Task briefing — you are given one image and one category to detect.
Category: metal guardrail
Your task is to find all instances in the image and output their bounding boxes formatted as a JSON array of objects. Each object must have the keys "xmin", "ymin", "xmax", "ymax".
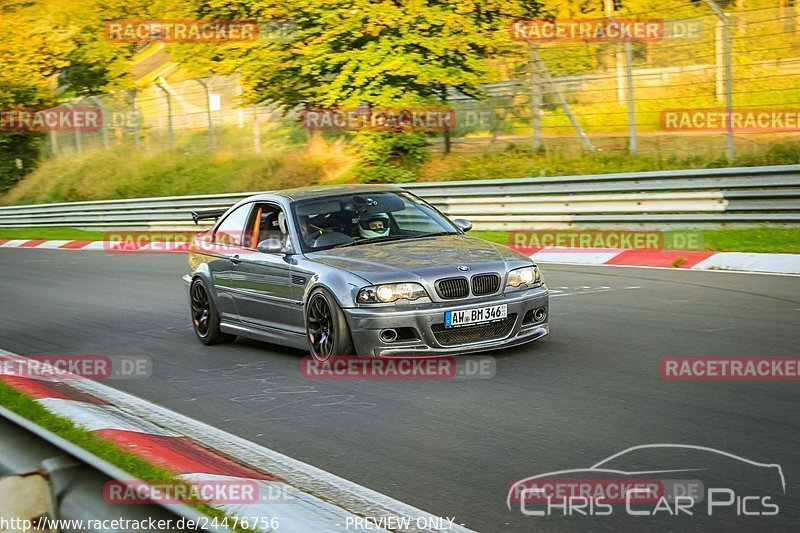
[
  {"xmin": 0, "ymin": 165, "xmax": 798, "ymax": 230},
  {"xmin": 0, "ymin": 406, "xmax": 222, "ymax": 533}
]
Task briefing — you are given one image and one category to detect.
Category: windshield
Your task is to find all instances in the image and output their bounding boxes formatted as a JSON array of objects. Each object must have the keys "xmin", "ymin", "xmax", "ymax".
[{"xmin": 292, "ymin": 191, "xmax": 458, "ymax": 252}]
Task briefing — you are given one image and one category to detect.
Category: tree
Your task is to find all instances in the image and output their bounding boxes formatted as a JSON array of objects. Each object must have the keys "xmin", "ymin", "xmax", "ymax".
[
  {"xmin": 0, "ymin": 0, "xmax": 158, "ymax": 191},
  {"xmin": 178, "ymin": 0, "xmax": 546, "ymax": 107},
  {"xmin": 0, "ymin": 0, "xmax": 74, "ymax": 191},
  {"xmin": 169, "ymin": 0, "xmax": 542, "ymax": 170}
]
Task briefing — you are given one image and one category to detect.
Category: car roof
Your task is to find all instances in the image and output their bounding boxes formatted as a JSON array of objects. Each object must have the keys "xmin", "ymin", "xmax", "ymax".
[{"xmin": 246, "ymin": 184, "xmax": 404, "ymax": 203}]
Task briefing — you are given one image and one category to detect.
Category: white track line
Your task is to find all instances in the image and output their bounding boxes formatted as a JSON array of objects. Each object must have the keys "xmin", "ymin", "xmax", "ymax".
[{"xmin": 537, "ymin": 260, "xmax": 800, "ymax": 278}]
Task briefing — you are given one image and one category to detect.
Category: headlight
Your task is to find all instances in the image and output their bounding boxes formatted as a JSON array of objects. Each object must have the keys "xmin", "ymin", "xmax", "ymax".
[
  {"xmin": 506, "ymin": 265, "xmax": 540, "ymax": 288},
  {"xmin": 357, "ymin": 282, "xmax": 428, "ymax": 303}
]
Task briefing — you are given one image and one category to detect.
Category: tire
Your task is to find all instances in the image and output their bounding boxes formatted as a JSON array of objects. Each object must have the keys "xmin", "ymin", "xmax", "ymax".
[
  {"xmin": 190, "ymin": 277, "xmax": 235, "ymax": 345},
  {"xmin": 305, "ymin": 288, "xmax": 354, "ymax": 361}
]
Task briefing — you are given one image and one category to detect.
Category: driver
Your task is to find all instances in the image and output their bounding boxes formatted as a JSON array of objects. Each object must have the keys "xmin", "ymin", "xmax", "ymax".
[
  {"xmin": 358, "ymin": 213, "xmax": 391, "ymax": 239},
  {"xmin": 298, "ymin": 215, "xmax": 322, "ymax": 246}
]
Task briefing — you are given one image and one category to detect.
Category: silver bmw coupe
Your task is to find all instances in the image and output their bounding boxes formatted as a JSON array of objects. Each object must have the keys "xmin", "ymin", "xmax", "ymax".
[{"xmin": 183, "ymin": 185, "xmax": 549, "ymax": 358}]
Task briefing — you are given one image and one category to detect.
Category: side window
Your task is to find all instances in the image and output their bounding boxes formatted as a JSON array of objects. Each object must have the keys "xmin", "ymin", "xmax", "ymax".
[
  {"xmin": 243, "ymin": 203, "xmax": 288, "ymax": 249},
  {"xmin": 214, "ymin": 204, "xmax": 252, "ymax": 246}
]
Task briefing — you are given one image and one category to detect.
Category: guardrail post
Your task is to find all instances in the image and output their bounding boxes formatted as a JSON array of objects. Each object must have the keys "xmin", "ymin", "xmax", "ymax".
[
  {"xmin": 49, "ymin": 128, "xmax": 58, "ymax": 156},
  {"xmin": 441, "ymin": 86, "xmax": 452, "ymax": 155},
  {"xmin": 88, "ymin": 96, "xmax": 109, "ymax": 150},
  {"xmin": 704, "ymin": 0, "xmax": 735, "ymax": 161},
  {"xmin": 253, "ymin": 105, "xmax": 261, "ymax": 153},
  {"xmin": 156, "ymin": 82, "xmax": 174, "ymax": 150},
  {"xmin": 65, "ymin": 102, "xmax": 82, "ymax": 154},
  {"xmin": 528, "ymin": 44, "xmax": 544, "ymax": 153},
  {"xmin": 196, "ymin": 78, "xmax": 215, "ymax": 151},
  {"xmin": 530, "ymin": 48, "xmax": 594, "ymax": 152},
  {"xmin": 603, "ymin": 0, "xmax": 625, "ymax": 104},
  {"xmin": 715, "ymin": 19, "xmax": 724, "ymax": 101},
  {"xmin": 236, "ymin": 80, "xmax": 245, "ymax": 129},
  {"xmin": 129, "ymin": 89, "xmax": 140, "ymax": 150},
  {"xmin": 625, "ymin": 39, "xmax": 637, "ymax": 155}
]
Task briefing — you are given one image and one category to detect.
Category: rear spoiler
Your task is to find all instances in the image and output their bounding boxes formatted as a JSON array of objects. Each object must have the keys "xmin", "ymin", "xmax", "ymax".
[{"xmin": 191, "ymin": 208, "xmax": 227, "ymax": 225}]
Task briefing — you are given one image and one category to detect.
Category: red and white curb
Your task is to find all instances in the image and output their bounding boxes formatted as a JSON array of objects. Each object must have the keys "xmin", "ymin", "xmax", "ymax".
[
  {"xmin": 0, "ymin": 350, "xmax": 471, "ymax": 533},
  {"xmin": 515, "ymin": 246, "xmax": 800, "ymax": 275},
  {"xmin": 0, "ymin": 239, "xmax": 160, "ymax": 251},
  {"xmin": 2, "ymin": 238, "xmax": 799, "ymax": 275}
]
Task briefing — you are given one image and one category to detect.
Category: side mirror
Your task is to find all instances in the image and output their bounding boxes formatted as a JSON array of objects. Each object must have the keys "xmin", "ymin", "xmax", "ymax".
[
  {"xmin": 453, "ymin": 218, "xmax": 473, "ymax": 232},
  {"xmin": 257, "ymin": 238, "xmax": 286, "ymax": 254}
]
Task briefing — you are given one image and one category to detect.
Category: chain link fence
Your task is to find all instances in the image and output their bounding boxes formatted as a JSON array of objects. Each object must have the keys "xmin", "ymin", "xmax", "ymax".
[
  {"xmin": 42, "ymin": 4, "xmax": 800, "ymax": 162},
  {"xmin": 44, "ymin": 75, "xmax": 306, "ymax": 157},
  {"xmin": 444, "ymin": 3, "xmax": 800, "ymax": 158}
]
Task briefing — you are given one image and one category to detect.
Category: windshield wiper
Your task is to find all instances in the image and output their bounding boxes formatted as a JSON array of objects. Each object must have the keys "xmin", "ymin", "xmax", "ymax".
[
  {"xmin": 337, "ymin": 235, "xmax": 410, "ymax": 248},
  {"xmin": 413, "ymin": 231, "xmax": 457, "ymax": 239}
]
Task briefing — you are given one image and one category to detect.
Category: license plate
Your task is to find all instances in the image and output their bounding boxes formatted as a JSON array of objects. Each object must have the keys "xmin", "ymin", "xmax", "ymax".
[{"xmin": 445, "ymin": 304, "xmax": 508, "ymax": 328}]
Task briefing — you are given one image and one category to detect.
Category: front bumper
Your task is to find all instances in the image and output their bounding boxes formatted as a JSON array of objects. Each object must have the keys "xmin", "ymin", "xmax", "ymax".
[{"xmin": 343, "ymin": 286, "xmax": 549, "ymax": 356}]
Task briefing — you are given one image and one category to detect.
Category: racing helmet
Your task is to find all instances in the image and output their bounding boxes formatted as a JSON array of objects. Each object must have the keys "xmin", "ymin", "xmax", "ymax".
[{"xmin": 358, "ymin": 212, "xmax": 390, "ymax": 239}]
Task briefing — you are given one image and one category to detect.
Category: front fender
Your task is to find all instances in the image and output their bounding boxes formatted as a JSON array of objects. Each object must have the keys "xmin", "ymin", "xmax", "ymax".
[{"xmin": 302, "ymin": 270, "xmax": 370, "ymax": 309}]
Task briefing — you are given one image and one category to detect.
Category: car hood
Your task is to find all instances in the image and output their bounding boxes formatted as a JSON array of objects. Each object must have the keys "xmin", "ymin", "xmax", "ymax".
[{"xmin": 305, "ymin": 234, "xmax": 533, "ymax": 285}]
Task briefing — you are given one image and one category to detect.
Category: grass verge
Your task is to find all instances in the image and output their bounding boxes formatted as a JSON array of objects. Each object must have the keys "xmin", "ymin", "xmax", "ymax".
[
  {"xmin": 1, "ymin": 139, "xmax": 355, "ymax": 206},
  {"xmin": 0, "ymin": 380, "xmax": 251, "ymax": 531},
  {"xmin": 417, "ymin": 141, "xmax": 800, "ymax": 182},
  {"xmin": 0, "ymin": 227, "xmax": 107, "ymax": 241},
  {"xmin": 4, "ymin": 140, "xmax": 800, "ymax": 205}
]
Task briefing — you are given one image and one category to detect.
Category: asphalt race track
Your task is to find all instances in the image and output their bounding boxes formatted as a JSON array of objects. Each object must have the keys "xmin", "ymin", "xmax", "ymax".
[{"xmin": 1, "ymin": 248, "xmax": 799, "ymax": 532}]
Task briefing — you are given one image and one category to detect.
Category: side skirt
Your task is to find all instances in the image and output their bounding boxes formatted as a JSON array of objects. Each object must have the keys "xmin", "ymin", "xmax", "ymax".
[{"xmin": 220, "ymin": 321, "xmax": 308, "ymax": 350}]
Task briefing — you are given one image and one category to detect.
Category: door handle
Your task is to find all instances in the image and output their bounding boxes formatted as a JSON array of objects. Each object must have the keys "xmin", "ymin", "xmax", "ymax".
[{"xmin": 231, "ymin": 254, "xmax": 241, "ymax": 265}]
